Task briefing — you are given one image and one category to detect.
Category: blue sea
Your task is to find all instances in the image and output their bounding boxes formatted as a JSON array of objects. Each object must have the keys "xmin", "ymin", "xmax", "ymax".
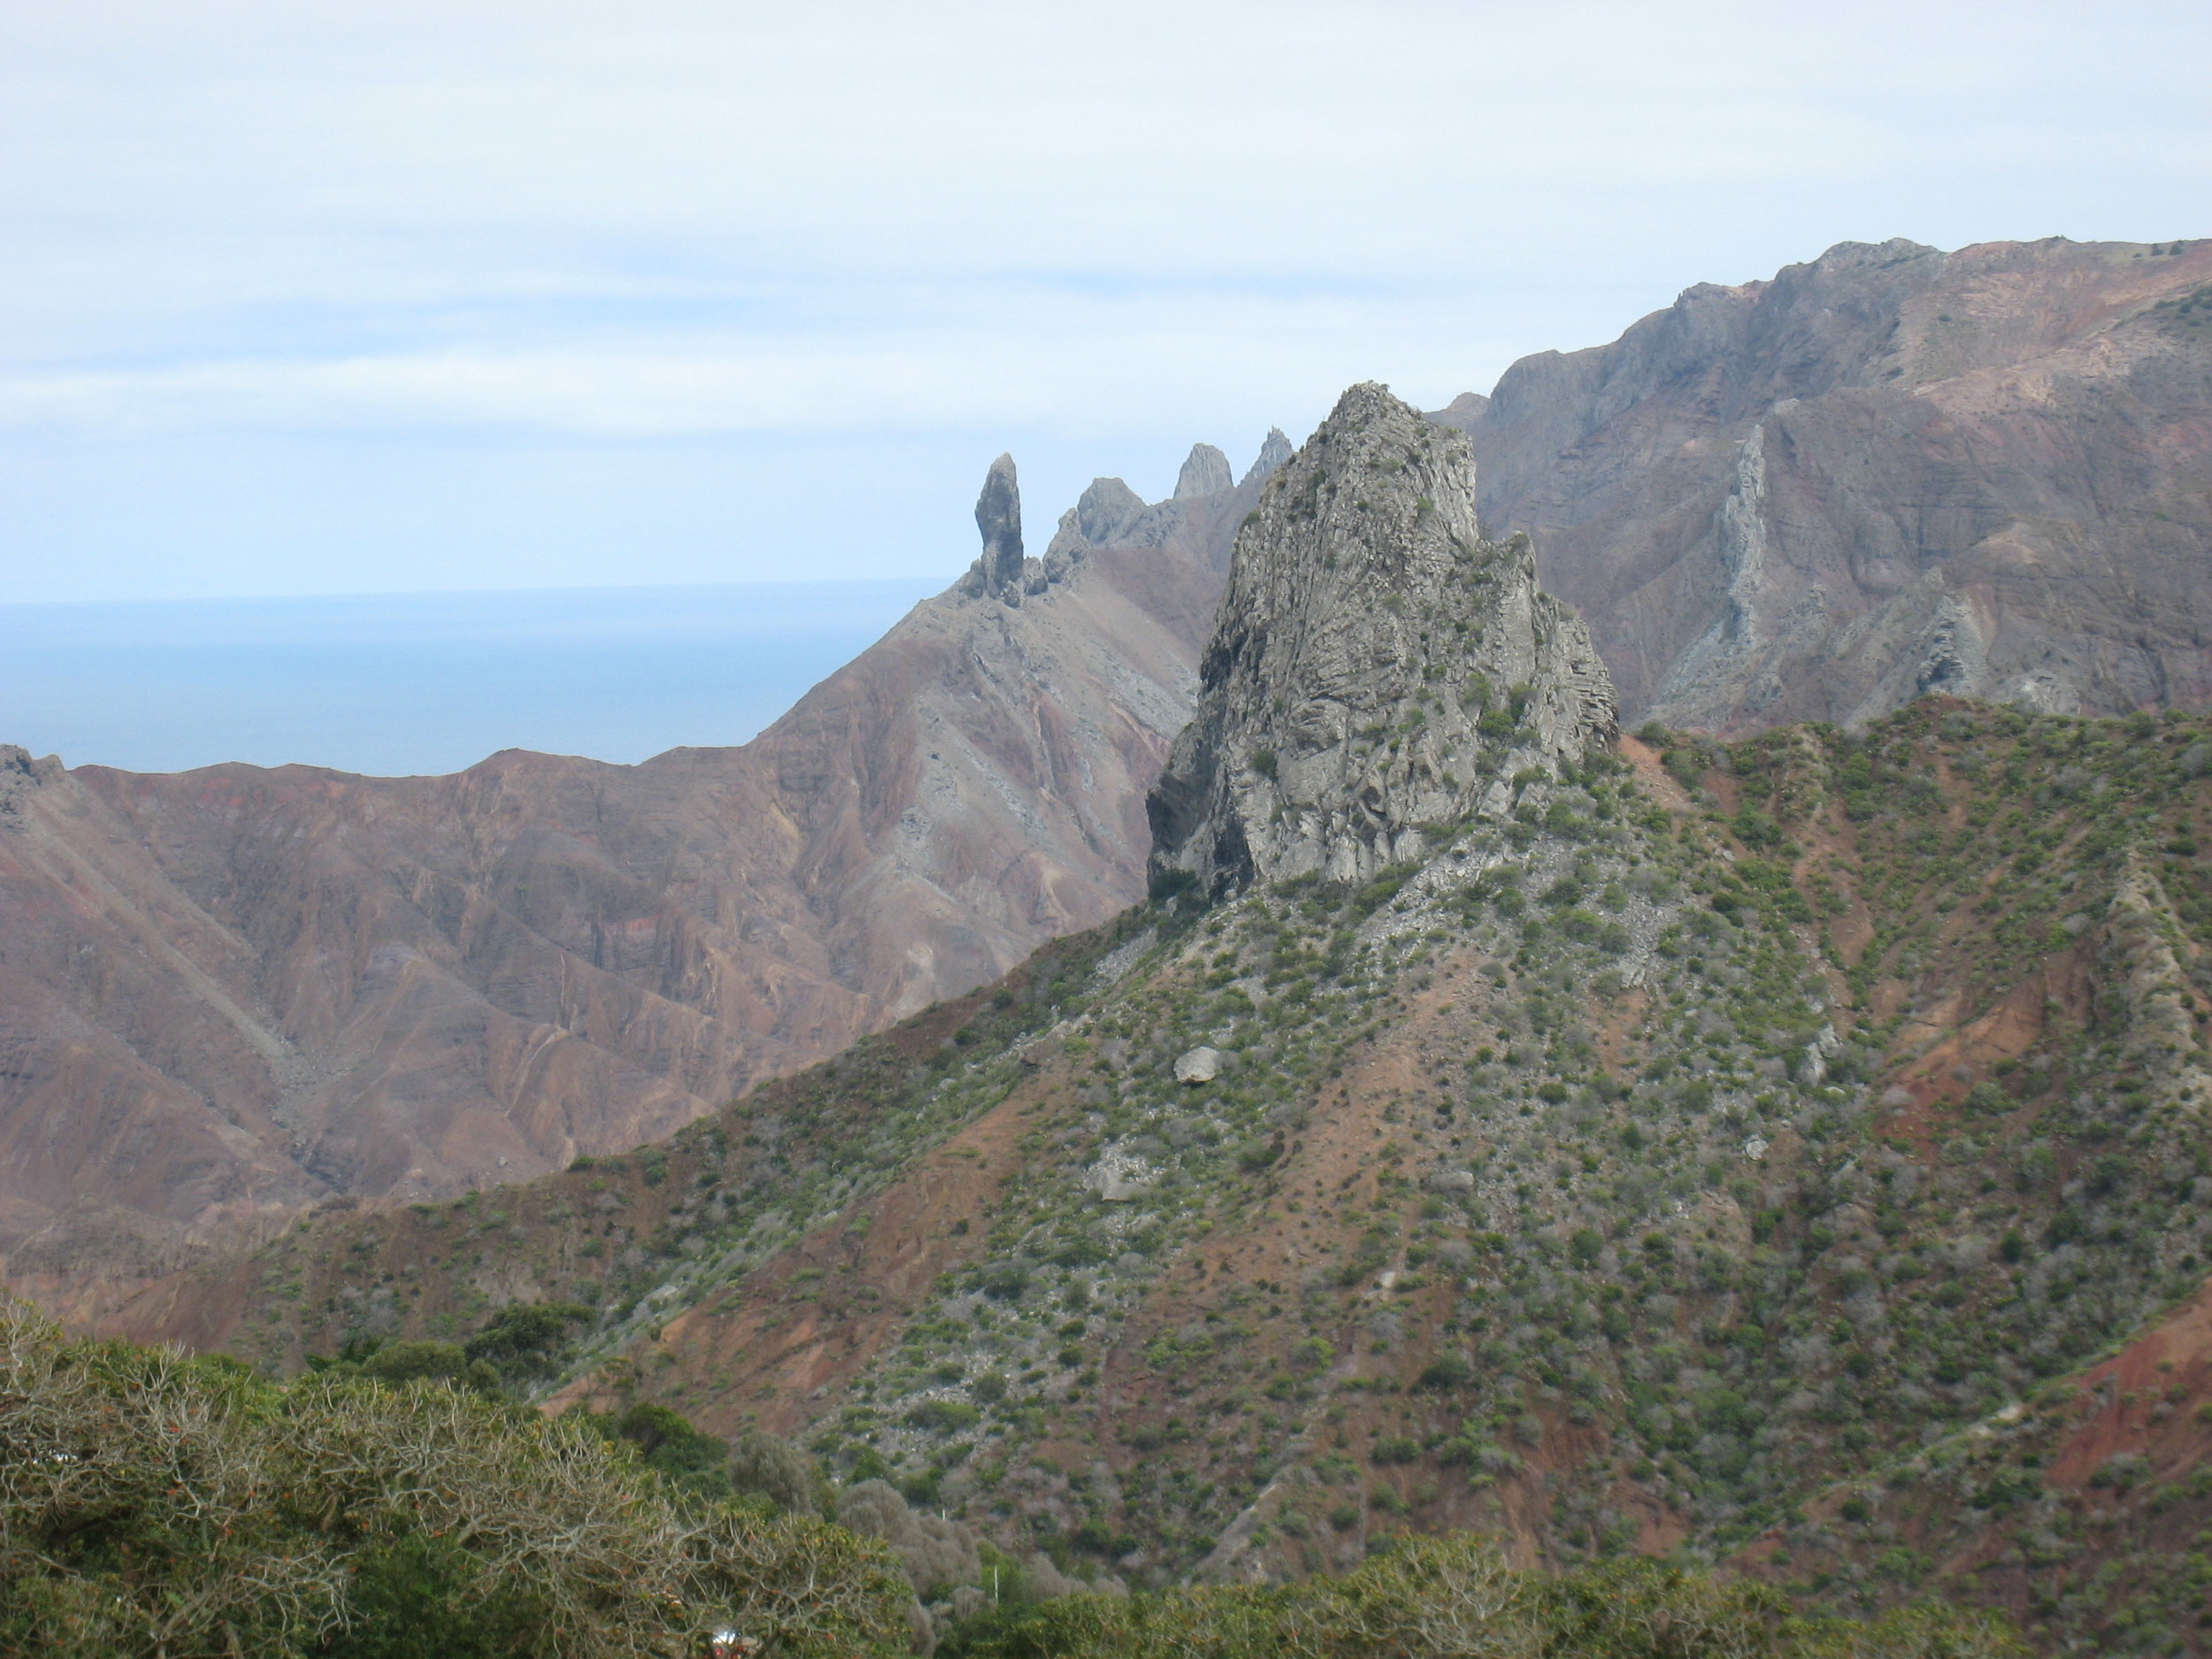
[{"xmin": 0, "ymin": 580, "xmax": 945, "ymax": 777}]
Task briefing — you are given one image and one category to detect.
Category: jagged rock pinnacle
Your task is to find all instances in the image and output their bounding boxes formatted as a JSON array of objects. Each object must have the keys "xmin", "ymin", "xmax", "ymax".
[
  {"xmin": 1240, "ymin": 428, "xmax": 1293, "ymax": 488},
  {"xmin": 1174, "ymin": 443, "xmax": 1234, "ymax": 500},
  {"xmin": 1071, "ymin": 477, "xmax": 1147, "ymax": 545},
  {"xmin": 1148, "ymin": 382, "xmax": 1617, "ymax": 900}
]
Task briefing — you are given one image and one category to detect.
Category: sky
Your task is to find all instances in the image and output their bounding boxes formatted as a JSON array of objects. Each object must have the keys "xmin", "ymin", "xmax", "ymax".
[
  {"xmin": 0, "ymin": 580, "xmax": 941, "ymax": 772},
  {"xmin": 4, "ymin": 0, "xmax": 2208, "ymax": 603}
]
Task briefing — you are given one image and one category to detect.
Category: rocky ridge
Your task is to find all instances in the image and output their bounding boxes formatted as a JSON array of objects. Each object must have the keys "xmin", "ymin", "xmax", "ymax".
[
  {"xmin": 1441, "ymin": 235, "xmax": 2212, "ymax": 733},
  {"xmin": 962, "ymin": 435, "xmax": 1288, "ymax": 607}
]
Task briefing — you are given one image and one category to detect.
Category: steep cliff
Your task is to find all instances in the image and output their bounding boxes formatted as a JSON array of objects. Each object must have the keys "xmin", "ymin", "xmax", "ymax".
[
  {"xmin": 1440, "ymin": 235, "xmax": 2212, "ymax": 732},
  {"xmin": 0, "ymin": 442, "xmax": 1288, "ymax": 1315}
]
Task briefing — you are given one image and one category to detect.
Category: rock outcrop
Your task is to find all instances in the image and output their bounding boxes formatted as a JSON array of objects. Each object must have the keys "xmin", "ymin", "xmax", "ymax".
[
  {"xmin": 1148, "ymin": 384, "xmax": 1616, "ymax": 899},
  {"xmin": 968, "ymin": 452, "xmax": 1025, "ymax": 595},
  {"xmin": 964, "ymin": 436, "xmax": 1294, "ymax": 610},
  {"xmin": 0, "ymin": 442, "xmax": 1284, "ymax": 1316},
  {"xmin": 1439, "ymin": 236, "xmax": 2212, "ymax": 731},
  {"xmin": 1174, "ymin": 443, "xmax": 1234, "ymax": 499},
  {"xmin": 1240, "ymin": 427, "xmax": 1294, "ymax": 488}
]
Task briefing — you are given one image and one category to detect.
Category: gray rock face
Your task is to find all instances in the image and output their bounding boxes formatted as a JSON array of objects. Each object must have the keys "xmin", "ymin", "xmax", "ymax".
[
  {"xmin": 1240, "ymin": 427, "xmax": 1294, "ymax": 488},
  {"xmin": 1148, "ymin": 383, "xmax": 1617, "ymax": 900},
  {"xmin": 972, "ymin": 453, "xmax": 1024, "ymax": 595},
  {"xmin": 1036, "ymin": 432, "xmax": 1289, "ymax": 578},
  {"xmin": 1439, "ymin": 235, "xmax": 2212, "ymax": 731},
  {"xmin": 1174, "ymin": 443, "xmax": 1234, "ymax": 499},
  {"xmin": 1071, "ymin": 478, "xmax": 1148, "ymax": 545}
]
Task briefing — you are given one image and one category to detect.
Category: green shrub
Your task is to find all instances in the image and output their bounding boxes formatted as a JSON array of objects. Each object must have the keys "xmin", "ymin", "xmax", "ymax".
[
  {"xmin": 1416, "ymin": 1353, "xmax": 1473, "ymax": 1391},
  {"xmin": 460, "ymin": 1301, "xmax": 592, "ymax": 1379},
  {"xmin": 0, "ymin": 1302, "xmax": 906, "ymax": 1659},
  {"xmin": 939, "ymin": 1535, "xmax": 2028, "ymax": 1657},
  {"xmin": 907, "ymin": 1399, "xmax": 984, "ymax": 1433}
]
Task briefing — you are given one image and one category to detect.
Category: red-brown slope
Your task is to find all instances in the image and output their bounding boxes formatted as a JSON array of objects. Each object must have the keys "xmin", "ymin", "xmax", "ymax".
[{"xmin": 0, "ymin": 526, "xmax": 1228, "ymax": 1319}]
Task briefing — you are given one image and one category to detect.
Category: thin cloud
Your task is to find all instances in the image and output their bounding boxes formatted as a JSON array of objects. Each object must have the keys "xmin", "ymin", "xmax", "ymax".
[{"xmin": 0, "ymin": 0, "xmax": 2205, "ymax": 596}]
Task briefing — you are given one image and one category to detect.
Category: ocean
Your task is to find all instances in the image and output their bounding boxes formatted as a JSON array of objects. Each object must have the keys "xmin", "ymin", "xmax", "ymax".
[{"xmin": 0, "ymin": 579, "xmax": 945, "ymax": 777}]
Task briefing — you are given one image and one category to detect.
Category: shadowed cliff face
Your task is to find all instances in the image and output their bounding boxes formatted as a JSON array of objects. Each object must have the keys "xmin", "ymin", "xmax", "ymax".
[
  {"xmin": 0, "ymin": 447, "xmax": 1286, "ymax": 1316},
  {"xmin": 1149, "ymin": 384, "xmax": 1616, "ymax": 900},
  {"xmin": 1440, "ymin": 235, "xmax": 2212, "ymax": 732}
]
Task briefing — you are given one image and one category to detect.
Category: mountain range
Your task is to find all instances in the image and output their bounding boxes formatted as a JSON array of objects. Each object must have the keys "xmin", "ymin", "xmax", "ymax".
[{"xmin": 11, "ymin": 228, "xmax": 2212, "ymax": 1654}]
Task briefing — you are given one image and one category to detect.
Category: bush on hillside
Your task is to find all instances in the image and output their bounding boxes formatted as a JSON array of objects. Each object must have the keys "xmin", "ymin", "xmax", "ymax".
[
  {"xmin": 0, "ymin": 1302, "xmax": 909, "ymax": 1658},
  {"xmin": 939, "ymin": 1534, "xmax": 2027, "ymax": 1659}
]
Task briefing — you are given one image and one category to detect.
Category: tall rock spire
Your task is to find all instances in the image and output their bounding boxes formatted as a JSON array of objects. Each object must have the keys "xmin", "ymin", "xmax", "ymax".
[
  {"xmin": 1147, "ymin": 383, "xmax": 1617, "ymax": 900},
  {"xmin": 973, "ymin": 453, "xmax": 1024, "ymax": 593}
]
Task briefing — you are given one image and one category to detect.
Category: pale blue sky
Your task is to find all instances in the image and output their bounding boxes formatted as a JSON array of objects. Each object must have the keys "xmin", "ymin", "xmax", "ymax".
[{"xmin": 4, "ymin": 0, "xmax": 2207, "ymax": 602}]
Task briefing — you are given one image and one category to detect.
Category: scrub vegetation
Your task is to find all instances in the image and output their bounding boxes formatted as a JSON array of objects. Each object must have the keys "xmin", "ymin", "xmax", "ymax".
[{"xmin": 114, "ymin": 698, "xmax": 2212, "ymax": 1655}]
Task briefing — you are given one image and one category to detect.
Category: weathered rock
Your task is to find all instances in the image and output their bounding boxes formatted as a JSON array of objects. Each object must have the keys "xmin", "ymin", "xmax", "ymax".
[
  {"xmin": 1070, "ymin": 477, "xmax": 1147, "ymax": 546},
  {"xmin": 1041, "ymin": 432, "xmax": 1289, "ymax": 582},
  {"xmin": 971, "ymin": 452, "xmax": 1024, "ymax": 596},
  {"xmin": 1149, "ymin": 383, "xmax": 1617, "ymax": 900},
  {"xmin": 1440, "ymin": 235, "xmax": 2212, "ymax": 731},
  {"xmin": 1172, "ymin": 1046, "xmax": 1223, "ymax": 1084}
]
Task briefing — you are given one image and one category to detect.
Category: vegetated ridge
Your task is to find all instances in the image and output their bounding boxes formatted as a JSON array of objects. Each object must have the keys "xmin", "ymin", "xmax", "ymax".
[{"xmin": 116, "ymin": 382, "xmax": 2212, "ymax": 1652}]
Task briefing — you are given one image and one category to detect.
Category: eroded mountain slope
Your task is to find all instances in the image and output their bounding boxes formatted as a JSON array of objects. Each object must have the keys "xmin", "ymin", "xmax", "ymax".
[{"xmin": 0, "ymin": 446, "xmax": 1282, "ymax": 1317}]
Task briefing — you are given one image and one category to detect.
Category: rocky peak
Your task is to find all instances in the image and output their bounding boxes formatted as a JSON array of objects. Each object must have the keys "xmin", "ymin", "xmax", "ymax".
[
  {"xmin": 963, "ymin": 437, "xmax": 1287, "ymax": 605},
  {"xmin": 1174, "ymin": 442, "xmax": 1234, "ymax": 499},
  {"xmin": 1070, "ymin": 477, "xmax": 1148, "ymax": 545},
  {"xmin": 1148, "ymin": 382, "xmax": 1617, "ymax": 898},
  {"xmin": 957, "ymin": 453, "xmax": 1063, "ymax": 605},
  {"xmin": 1038, "ymin": 432, "xmax": 1293, "ymax": 572},
  {"xmin": 972, "ymin": 454, "xmax": 1022, "ymax": 588},
  {"xmin": 1240, "ymin": 427, "xmax": 1294, "ymax": 488}
]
